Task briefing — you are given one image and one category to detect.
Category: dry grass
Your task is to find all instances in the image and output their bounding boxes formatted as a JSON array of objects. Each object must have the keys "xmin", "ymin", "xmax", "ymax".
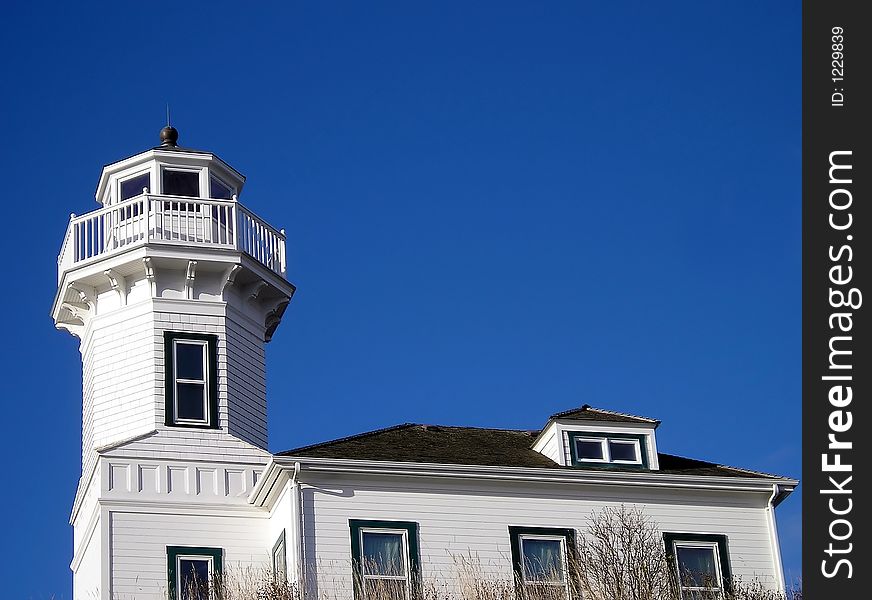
[{"xmin": 175, "ymin": 564, "xmax": 800, "ymax": 600}]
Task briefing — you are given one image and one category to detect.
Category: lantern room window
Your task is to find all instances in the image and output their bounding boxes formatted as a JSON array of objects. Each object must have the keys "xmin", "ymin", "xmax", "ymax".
[
  {"xmin": 120, "ymin": 172, "xmax": 150, "ymax": 201},
  {"xmin": 210, "ymin": 175, "xmax": 234, "ymax": 200},
  {"xmin": 163, "ymin": 169, "xmax": 201, "ymax": 197}
]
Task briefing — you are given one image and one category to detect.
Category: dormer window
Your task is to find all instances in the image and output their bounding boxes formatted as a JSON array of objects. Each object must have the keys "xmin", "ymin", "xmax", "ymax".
[
  {"xmin": 120, "ymin": 172, "xmax": 150, "ymax": 201},
  {"xmin": 163, "ymin": 168, "xmax": 200, "ymax": 197},
  {"xmin": 608, "ymin": 439, "xmax": 640, "ymax": 462},
  {"xmin": 568, "ymin": 432, "xmax": 648, "ymax": 468}
]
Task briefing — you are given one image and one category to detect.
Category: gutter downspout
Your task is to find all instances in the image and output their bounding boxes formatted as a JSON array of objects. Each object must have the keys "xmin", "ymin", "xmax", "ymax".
[
  {"xmin": 290, "ymin": 461, "xmax": 303, "ymax": 586},
  {"xmin": 766, "ymin": 483, "xmax": 787, "ymax": 593}
]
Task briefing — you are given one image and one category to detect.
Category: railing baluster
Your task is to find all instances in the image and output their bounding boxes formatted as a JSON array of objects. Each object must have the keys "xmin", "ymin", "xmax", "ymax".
[{"xmin": 59, "ymin": 196, "xmax": 287, "ymax": 277}]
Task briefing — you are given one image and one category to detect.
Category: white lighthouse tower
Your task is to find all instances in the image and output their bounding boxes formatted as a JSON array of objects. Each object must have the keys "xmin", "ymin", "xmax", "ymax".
[{"xmin": 52, "ymin": 126, "xmax": 295, "ymax": 600}]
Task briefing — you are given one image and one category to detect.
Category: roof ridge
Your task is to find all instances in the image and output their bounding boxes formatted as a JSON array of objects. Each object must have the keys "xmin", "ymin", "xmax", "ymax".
[
  {"xmin": 551, "ymin": 404, "xmax": 660, "ymax": 423},
  {"xmin": 417, "ymin": 423, "xmax": 539, "ymax": 434},
  {"xmin": 279, "ymin": 422, "xmax": 541, "ymax": 456},
  {"xmin": 278, "ymin": 422, "xmax": 418, "ymax": 455}
]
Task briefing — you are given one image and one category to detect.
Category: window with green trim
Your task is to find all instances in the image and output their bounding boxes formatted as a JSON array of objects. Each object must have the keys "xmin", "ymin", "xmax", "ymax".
[
  {"xmin": 164, "ymin": 332, "xmax": 219, "ymax": 429},
  {"xmin": 509, "ymin": 526, "xmax": 576, "ymax": 599},
  {"xmin": 350, "ymin": 519, "xmax": 419, "ymax": 600},
  {"xmin": 663, "ymin": 533, "xmax": 732, "ymax": 599},
  {"xmin": 273, "ymin": 530, "xmax": 287, "ymax": 582},
  {"xmin": 567, "ymin": 431, "xmax": 649, "ymax": 469},
  {"xmin": 167, "ymin": 546, "xmax": 223, "ymax": 600}
]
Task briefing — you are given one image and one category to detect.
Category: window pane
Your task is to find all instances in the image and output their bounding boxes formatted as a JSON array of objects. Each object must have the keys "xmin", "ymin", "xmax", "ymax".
[
  {"xmin": 176, "ymin": 383, "xmax": 206, "ymax": 421},
  {"xmin": 210, "ymin": 176, "xmax": 233, "ymax": 200},
  {"xmin": 362, "ymin": 532, "xmax": 405, "ymax": 576},
  {"xmin": 176, "ymin": 343, "xmax": 205, "ymax": 380},
  {"xmin": 676, "ymin": 546, "xmax": 719, "ymax": 588},
  {"xmin": 609, "ymin": 440, "xmax": 638, "ymax": 462},
  {"xmin": 273, "ymin": 540, "xmax": 287, "ymax": 580},
  {"xmin": 164, "ymin": 170, "xmax": 200, "ymax": 197},
  {"xmin": 179, "ymin": 558, "xmax": 210, "ymax": 600},
  {"xmin": 522, "ymin": 538, "xmax": 564, "ymax": 582},
  {"xmin": 364, "ymin": 578, "xmax": 407, "ymax": 600},
  {"xmin": 575, "ymin": 439, "xmax": 604, "ymax": 460},
  {"xmin": 121, "ymin": 173, "xmax": 150, "ymax": 201}
]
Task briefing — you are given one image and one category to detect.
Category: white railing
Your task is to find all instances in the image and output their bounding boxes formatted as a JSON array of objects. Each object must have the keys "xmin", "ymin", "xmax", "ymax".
[{"xmin": 57, "ymin": 195, "xmax": 286, "ymax": 281}]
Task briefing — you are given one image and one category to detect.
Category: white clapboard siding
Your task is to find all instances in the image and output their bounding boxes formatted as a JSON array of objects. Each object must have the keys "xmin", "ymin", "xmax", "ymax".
[
  {"xmin": 109, "ymin": 510, "xmax": 270, "ymax": 600},
  {"xmin": 81, "ymin": 302, "xmax": 157, "ymax": 477},
  {"xmin": 298, "ymin": 474, "xmax": 779, "ymax": 595},
  {"xmin": 105, "ymin": 429, "xmax": 270, "ymax": 464},
  {"xmin": 267, "ymin": 484, "xmax": 295, "ymax": 576},
  {"xmin": 538, "ymin": 430, "xmax": 561, "ymax": 464},
  {"xmin": 153, "ymin": 308, "xmax": 269, "ymax": 451},
  {"xmin": 79, "ymin": 300, "xmax": 272, "ymax": 475},
  {"xmin": 73, "ymin": 517, "xmax": 102, "ymax": 600}
]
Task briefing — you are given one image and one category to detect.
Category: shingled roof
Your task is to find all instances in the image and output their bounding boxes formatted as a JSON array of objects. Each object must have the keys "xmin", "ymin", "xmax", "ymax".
[
  {"xmin": 550, "ymin": 404, "xmax": 660, "ymax": 425},
  {"xmin": 278, "ymin": 423, "xmax": 787, "ymax": 479}
]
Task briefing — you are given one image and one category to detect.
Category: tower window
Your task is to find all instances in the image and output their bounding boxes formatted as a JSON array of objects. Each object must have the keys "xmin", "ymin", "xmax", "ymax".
[
  {"xmin": 165, "ymin": 332, "xmax": 218, "ymax": 429},
  {"xmin": 210, "ymin": 175, "xmax": 234, "ymax": 200},
  {"xmin": 120, "ymin": 172, "xmax": 150, "ymax": 201},
  {"xmin": 163, "ymin": 169, "xmax": 201, "ymax": 197},
  {"xmin": 167, "ymin": 546, "xmax": 223, "ymax": 600}
]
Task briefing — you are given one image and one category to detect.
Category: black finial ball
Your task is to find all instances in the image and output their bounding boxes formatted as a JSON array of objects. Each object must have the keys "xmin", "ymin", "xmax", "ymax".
[{"xmin": 159, "ymin": 126, "xmax": 179, "ymax": 146}]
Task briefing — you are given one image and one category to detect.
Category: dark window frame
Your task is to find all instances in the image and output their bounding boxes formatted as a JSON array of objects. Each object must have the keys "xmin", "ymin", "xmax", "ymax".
[
  {"xmin": 119, "ymin": 171, "xmax": 151, "ymax": 202},
  {"xmin": 210, "ymin": 173, "xmax": 236, "ymax": 200},
  {"xmin": 167, "ymin": 545, "xmax": 223, "ymax": 600},
  {"xmin": 162, "ymin": 167, "xmax": 202, "ymax": 198},
  {"xmin": 663, "ymin": 532, "xmax": 733, "ymax": 597},
  {"xmin": 509, "ymin": 526, "xmax": 577, "ymax": 598},
  {"xmin": 567, "ymin": 431, "xmax": 649, "ymax": 470},
  {"xmin": 273, "ymin": 529, "xmax": 288, "ymax": 582},
  {"xmin": 164, "ymin": 332, "xmax": 219, "ymax": 429},
  {"xmin": 349, "ymin": 519, "xmax": 420, "ymax": 600}
]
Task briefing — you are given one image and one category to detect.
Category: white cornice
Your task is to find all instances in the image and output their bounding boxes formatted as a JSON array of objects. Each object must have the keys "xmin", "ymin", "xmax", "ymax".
[
  {"xmin": 99, "ymin": 498, "xmax": 269, "ymax": 517},
  {"xmin": 250, "ymin": 455, "xmax": 797, "ymax": 509},
  {"xmin": 70, "ymin": 458, "xmax": 100, "ymax": 525}
]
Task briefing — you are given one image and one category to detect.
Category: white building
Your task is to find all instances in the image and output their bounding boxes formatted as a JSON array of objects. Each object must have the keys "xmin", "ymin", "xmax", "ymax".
[{"xmin": 53, "ymin": 128, "xmax": 797, "ymax": 600}]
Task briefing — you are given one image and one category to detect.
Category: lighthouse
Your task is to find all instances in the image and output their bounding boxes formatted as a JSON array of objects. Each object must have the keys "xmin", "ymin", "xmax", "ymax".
[{"xmin": 52, "ymin": 127, "xmax": 295, "ymax": 599}]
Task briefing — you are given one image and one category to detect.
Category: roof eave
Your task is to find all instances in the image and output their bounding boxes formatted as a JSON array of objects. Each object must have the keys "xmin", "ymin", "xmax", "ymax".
[{"xmin": 274, "ymin": 454, "xmax": 798, "ymax": 493}]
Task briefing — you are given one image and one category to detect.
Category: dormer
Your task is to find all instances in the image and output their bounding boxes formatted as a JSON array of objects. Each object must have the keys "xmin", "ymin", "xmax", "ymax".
[
  {"xmin": 532, "ymin": 405, "xmax": 661, "ymax": 470},
  {"xmin": 94, "ymin": 126, "xmax": 245, "ymax": 207}
]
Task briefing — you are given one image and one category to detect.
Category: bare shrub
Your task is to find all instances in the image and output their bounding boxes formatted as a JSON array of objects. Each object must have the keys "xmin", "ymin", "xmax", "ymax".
[{"xmin": 576, "ymin": 505, "xmax": 673, "ymax": 600}]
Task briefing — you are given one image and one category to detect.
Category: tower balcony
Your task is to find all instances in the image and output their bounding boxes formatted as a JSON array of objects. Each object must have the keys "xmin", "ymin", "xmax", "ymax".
[{"xmin": 57, "ymin": 194, "xmax": 286, "ymax": 283}]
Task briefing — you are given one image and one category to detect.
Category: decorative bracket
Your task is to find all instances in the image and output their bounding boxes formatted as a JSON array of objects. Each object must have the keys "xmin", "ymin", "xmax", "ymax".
[
  {"xmin": 244, "ymin": 280, "xmax": 268, "ymax": 303},
  {"xmin": 60, "ymin": 301, "xmax": 90, "ymax": 323},
  {"xmin": 185, "ymin": 260, "xmax": 197, "ymax": 300},
  {"xmin": 264, "ymin": 299, "xmax": 290, "ymax": 342},
  {"xmin": 67, "ymin": 282, "xmax": 96, "ymax": 311},
  {"xmin": 142, "ymin": 258, "xmax": 156, "ymax": 297},
  {"xmin": 60, "ymin": 281, "xmax": 95, "ymax": 333},
  {"xmin": 104, "ymin": 269, "xmax": 127, "ymax": 306},
  {"xmin": 221, "ymin": 264, "xmax": 243, "ymax": 295}
]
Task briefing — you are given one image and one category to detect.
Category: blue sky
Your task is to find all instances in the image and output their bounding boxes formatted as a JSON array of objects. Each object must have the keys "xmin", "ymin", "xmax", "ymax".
[{"xmin": 0, "ymin": 1, "xmax": 800, "ymax": 596}]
